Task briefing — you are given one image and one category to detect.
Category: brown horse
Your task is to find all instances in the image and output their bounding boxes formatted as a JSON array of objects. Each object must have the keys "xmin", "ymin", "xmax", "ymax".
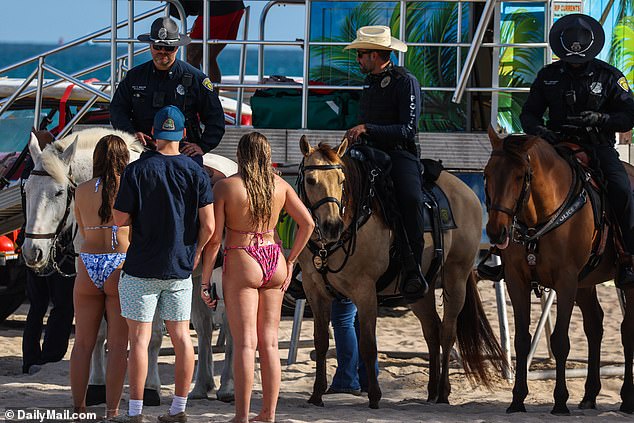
[
  {"xmin": 484, "ymin": 127, "xmax": 634, "ymax": 414},
  {"xmin": 298, "ymin": 136, "xmax": 508, "ymax": 409}
]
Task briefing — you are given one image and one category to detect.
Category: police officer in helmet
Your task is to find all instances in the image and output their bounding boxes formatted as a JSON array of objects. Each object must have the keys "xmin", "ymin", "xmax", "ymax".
[
  {"xmin": 520, "ymin": 13, "xmax": 634, "ymax": 289},
  {"xmin": 344, "ymin": 26, "xmax": 429, "ymax": 302},
  {"xmin": 110, "ymin": 17, "xmax": 225, "ymax": 166}
]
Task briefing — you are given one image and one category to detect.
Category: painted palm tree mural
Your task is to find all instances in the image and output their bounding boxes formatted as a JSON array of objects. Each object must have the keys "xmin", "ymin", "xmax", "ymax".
[
  {"xmin": 309, "ymin": 1, "xmax": 471, "ymax": 131},
  {"xmin": 497, "ymin": 6, "xmax": 545, "ymax": 132},
  {"xmin": 308, "ymin": 1, "xmax": 633, "ymax": 133},
  {"xmin": 610, "ymin": 17, "xmax": 634, "ymax": 82},
  {"xmin": 605, "ymin": 0, "xmax": 634, "ymax": 84}
]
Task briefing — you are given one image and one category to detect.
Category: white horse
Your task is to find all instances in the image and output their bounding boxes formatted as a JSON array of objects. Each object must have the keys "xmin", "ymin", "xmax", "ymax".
[{"xmin": 21, "ymin": 127, "xmax": 235, "ymax": 404}]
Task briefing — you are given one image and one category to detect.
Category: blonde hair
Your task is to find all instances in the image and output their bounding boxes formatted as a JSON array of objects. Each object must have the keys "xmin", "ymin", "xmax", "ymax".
[{"xmin": 237, "ymin": 132, "xmax": 275, "ymax": 230}]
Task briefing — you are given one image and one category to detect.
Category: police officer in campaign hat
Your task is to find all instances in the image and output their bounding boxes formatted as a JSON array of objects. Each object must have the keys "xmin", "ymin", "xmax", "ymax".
[
  {"xmin": 344, "ymin": 25, "xmax": 428, "ymax": 301},
  {"xmin": 520, "ymin": 13, "xmax": 634, "ymax": 289},
  {"xmin": 110, "ymin": 17, "xmax": 225, "ymax": 166}
]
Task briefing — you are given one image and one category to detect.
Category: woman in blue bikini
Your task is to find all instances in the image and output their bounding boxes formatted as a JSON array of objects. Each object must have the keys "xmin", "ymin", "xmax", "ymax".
[
  {"xmin": 202, "ymin": 132, "xmax": 314, "ymax": 423},
  {"xmin": 71, "ymin": 135, "xmax": 130, "ymax": 418}
]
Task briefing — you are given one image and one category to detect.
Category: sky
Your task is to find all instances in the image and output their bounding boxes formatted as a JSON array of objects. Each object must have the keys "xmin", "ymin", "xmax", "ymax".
[{"xmin": 0, "ymin": 0, "xmax": 305, "ymax": 45}]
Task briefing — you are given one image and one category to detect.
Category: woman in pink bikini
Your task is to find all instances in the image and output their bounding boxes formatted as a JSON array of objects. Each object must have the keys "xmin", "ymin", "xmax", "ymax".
[
  {"xmin": 71, "ymin": 135, "xmax": 130, "ymax": 418},
  {"xmin": 202, "ymin": 132, "xmax": 313, "ymax": 423}
]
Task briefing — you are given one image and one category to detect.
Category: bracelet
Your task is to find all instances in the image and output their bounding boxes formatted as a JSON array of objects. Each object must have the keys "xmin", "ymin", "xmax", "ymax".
[{"xmin": 287, "ymin": 258, "xmax": 296, "ymax": 265}]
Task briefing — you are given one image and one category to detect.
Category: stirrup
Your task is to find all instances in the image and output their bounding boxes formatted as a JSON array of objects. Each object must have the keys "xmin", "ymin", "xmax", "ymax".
[
  {"xmin": 476, "ymin": 249, "xmax": 504, "ymax": 281},
  {"xmin": 400, "ymin": 268, "xmax": 429, "ymax": 303},
  {"xmin": 616, "ymin": 264, "xmax": 634, "ymax": 290}
]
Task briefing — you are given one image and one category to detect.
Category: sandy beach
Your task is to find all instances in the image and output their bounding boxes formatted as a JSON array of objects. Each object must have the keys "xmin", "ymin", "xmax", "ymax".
[{"xmin": 0, "ymin": 281, "xmax": 631, "ymax": 422}]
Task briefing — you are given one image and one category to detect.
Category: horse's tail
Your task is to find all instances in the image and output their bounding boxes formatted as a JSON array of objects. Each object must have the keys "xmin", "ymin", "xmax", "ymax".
[{"xmin": 456, "ymin": 270, "xmax": 509, "ymax": 389}]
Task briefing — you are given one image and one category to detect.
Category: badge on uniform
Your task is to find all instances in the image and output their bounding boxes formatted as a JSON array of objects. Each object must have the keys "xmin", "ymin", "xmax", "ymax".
[
  {"xmin": 202, "ymin": 78, "xmax": 214, "ymax": 92},
  {"xmin": 380, "ymin": 76, "xmax": 391, "ymax": 88},
  {"xmin": 176, "ymin": 84, "xmax": 185, "ymax": 95},
  {"xmin": 590, "ymin": 82, "xmax": 602, "ymax": 94},
  {"xmin": 618, "ymin": 77, "xmax": 630, "ymax": 92}
]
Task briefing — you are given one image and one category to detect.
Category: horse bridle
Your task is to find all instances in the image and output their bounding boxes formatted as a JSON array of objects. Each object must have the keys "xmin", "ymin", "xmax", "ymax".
[
  {"xmin": 299, "ymin": 162, "xmax": 345, "ymax": 215},
  {"xmin": 298, "ymin": 159, "xmax": 360, "ymax": 277},
  {"xmin": 23, "ymin": 168, "xmax": 78, "ymax": 277},
  {"xmin": 485, "ymin": 150, "xmax": 532, "ymax": 219}
]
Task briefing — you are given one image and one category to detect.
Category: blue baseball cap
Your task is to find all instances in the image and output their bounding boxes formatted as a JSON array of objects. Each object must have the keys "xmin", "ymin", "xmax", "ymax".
[{"xmin": 153, "ymin": 105, "xmax": 185, "ymax": 141}]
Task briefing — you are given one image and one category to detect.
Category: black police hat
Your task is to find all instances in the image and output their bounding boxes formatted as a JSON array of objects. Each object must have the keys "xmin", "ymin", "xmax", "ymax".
[
  {"xmin": 137, "ymin": 17, "xmax": 191, "ymax": 47},
  {"xmin": 549, "ymin": 14, "xmax": 604, "ymax": 64}
]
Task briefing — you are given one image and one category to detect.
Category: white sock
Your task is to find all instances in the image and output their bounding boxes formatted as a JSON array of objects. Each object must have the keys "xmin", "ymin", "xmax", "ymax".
[
  {"xmin": 169, "ymin": 395, "xmax": 187, "ymax": 415},
  {"xmin": 128, "ymin": 399, "xmax": 143, "ymax": 417}
]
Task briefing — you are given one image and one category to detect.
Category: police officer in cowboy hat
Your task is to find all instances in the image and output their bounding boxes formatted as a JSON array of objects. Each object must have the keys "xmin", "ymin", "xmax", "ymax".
[
  {"xmin": 520, "ymin": 13, "xmax": 634, "ymax": 289},
  {"xmin": 344, "ymin": 25, "xmax": 428, "ymax": 302},
  {"xmin": 110, "ymin": 17, "xmax": 225, "ymax": 167}
]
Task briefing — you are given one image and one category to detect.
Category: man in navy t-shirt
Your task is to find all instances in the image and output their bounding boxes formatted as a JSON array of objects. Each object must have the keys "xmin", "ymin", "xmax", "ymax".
[{"xmin": 113, "ymin": 105, "xmax": 214, "ymax": 422}]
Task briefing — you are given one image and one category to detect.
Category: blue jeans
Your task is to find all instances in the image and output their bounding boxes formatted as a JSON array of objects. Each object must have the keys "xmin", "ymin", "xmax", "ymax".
[{"xmin": 330, "ymin": 298, "xmax": 379, "ymax": 391}]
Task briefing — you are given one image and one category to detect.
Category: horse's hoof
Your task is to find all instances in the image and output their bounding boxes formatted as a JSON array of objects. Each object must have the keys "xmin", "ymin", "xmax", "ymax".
[
  {"xmin": 426, "ymin": 395, "xmax": 438, "ymax": 403},
  {"xmin": 85, "ymin": 385, "xmax": 106, "ymax": 406},
  {"xmin": 578, "ymin": 398, "xmax": 596, "ymax": 410},
  {"xmin": 368, "ymin": 401, "xmax": 380, "ymax": 409},
  {"xmin": 216, "ymin": 392, "xmax": 234, "ymax": 403},
  {"xmin": 550, "ymin": 405, "xmax": 570, "ymax": 416},
  {"xmin": 143, "ymin": 388, "xmax": 161, "ymax": 406},
  {"xmin": 188, "ymin": 389, "xmax": 209, "ymax": 400},
  {"xmin": 436, "ymin": 397, "xmax": 450, "ymax": 405},
  {"xmin": 307, "ymin": 396, "xmax": 324, "ymax": 407},
  {"xmin": 506, "ymin": 402, "xmax": 526, "ymax": 413}
]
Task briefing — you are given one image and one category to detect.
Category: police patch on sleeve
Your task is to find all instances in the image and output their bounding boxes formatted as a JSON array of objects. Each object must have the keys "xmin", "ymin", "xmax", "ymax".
[
  {"xmin": 618, "ymin": 76, "xmax": 630, "ymax": 92},
  {"xmin": 202, "ymin": 78, "xmax": 214, "ymax": 92}
]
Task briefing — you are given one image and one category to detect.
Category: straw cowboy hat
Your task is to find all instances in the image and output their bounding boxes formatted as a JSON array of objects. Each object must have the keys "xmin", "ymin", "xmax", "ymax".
[
  {"xmin": 137, "ymin": 17, "xmax": 191, "ymax": 47},
  {"xmin": 549, "ymin": 14, "xmax": 604, "ymax": 64},
  {"xmin": 344, "ymin": 25, "xmax": 408, "ymax": 53}
]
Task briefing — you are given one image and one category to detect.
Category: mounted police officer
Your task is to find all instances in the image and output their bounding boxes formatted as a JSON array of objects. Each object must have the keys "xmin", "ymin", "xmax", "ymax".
[
  {"xmin": 110, "ymin": 17, "xmax": 225, "ymax": 167},
  {"xmin": 520, "ymin": 13, "xmax": 634, "ymax": 289},
  {"xmin": 344, "ymin": 26, "xmax": 428, "ymax": 301}
]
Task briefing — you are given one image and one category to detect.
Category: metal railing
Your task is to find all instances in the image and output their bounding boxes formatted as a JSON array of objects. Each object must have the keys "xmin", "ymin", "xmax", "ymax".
[
  {"xmin": 0, "ymin": 5, "xmax": 163, "ymax": 137},
  {"xmin": 0, "ymin": 0, "xmax": 552, "ymax": 134}
]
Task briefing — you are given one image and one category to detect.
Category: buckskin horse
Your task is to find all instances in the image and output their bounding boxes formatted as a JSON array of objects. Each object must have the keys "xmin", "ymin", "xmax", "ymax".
[
  {"xmin": 297, "ymin": 136, "xmax": 508, "ymax": 409},
  {"xmin": 484, "ymin": 127, "xmax": 634, "ymax": 414}
]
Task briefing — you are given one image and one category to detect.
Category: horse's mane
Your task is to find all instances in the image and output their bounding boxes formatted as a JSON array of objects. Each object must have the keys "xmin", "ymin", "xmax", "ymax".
[{"xmin": 40, "ymin": 127, "xmax": 143, "ymax": 183}]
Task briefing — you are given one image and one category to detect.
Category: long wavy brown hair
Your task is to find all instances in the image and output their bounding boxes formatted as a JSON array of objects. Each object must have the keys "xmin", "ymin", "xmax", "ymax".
[
  {"xmin": 237, "ymin": 132, "xmax": 275, "ymax": 230},
  {"xmin": 93, "ymin": 135, "xmax": 130, "ymax": 223}
]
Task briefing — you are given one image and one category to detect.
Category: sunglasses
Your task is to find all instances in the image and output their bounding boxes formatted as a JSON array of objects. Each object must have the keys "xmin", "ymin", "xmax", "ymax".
[
  {"xmin": 152, "ymin": 44, "xmax": 177, "ymax": 52},
  {"xmin": 356, "ymin": 50, "xmax": 374, "ymax": 58}
]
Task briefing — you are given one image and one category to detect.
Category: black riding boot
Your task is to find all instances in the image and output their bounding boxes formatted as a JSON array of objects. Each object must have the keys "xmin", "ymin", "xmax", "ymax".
[
  {"xmin": 616, "ymin": 256, "xmax": 634, "ymax": 290},
  {"xmin": 398, "ymin": 229, "xmax": 429, "ymax": 303}
]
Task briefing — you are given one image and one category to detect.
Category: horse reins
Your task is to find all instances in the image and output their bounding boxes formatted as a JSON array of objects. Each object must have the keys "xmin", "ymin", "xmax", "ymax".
[{"xmin": 23, "ymin": 168, "xmax": 78, "ymax": 278}]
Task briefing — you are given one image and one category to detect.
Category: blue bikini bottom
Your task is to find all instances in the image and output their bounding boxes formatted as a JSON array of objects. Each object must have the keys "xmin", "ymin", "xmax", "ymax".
[{"xmin": 79, "ymin": 252, "xmax": 126, "ymax": 290}]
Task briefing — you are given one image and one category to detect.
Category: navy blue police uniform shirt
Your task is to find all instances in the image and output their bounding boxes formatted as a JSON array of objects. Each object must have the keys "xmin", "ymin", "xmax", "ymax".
[
  {"xmin": 110, "ymin": 59, "xmax": 225, "ymax": 153},
  {"xmin": 520, "ymin": 58, "xmax": 634, "ymax": 144},
  {"xmin": 114, "ymin": 151, "xmax": 213, "ymax": 279},
  {"xmin": 359, "ymin": 63, "xmax": 421, "ymax": 156}
]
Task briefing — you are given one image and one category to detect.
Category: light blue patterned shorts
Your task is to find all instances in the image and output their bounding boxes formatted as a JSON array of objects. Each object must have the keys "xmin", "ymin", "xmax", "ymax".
[{"xmin": 118, "ymin": 272, "xmax": 193, "ymax": 322}]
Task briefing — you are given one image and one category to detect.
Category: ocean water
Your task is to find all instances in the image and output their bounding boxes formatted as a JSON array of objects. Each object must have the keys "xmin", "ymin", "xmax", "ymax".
[{"xmin": 0, "ymin": 43, "xmax": 303, "ymax": 152}]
